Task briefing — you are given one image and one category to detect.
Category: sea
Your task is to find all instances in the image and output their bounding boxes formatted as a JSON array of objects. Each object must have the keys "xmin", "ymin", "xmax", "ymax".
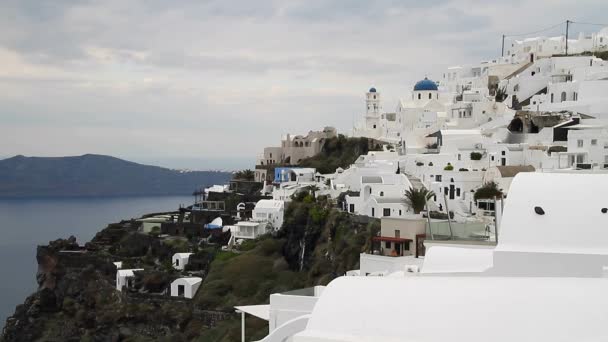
[{"xmin": 0, "ymin": 196, "xmax": 192, "ymax": 329}]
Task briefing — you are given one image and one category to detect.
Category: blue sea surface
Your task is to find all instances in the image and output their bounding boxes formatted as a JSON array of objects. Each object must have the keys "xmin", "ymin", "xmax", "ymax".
[{"xmin": 0, "ymin": 196, "xmax": 192, "ymax": 329}]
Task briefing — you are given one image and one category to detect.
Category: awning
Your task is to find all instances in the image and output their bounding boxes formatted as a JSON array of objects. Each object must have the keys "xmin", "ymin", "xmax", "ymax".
[
  {"xmin": 234, "ymin": 305, "xmax": 270, "ymax": 321},
  {"xmin": 372, "ymin": 236, "xmax": 412, "ymax": 243}
]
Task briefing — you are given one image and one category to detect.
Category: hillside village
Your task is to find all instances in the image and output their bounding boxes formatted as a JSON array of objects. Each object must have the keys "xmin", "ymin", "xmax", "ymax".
[{"xmin": 3, "ymin": 24, "xmax": 608, "ymax": 342}]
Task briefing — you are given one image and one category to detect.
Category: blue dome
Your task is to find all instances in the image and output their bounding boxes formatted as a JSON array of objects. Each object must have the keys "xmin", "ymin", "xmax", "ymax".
[
  {"xmin": 413, "ymin": 77, "xmax": 438, "ymax": 91},
  {"xmin": 369, "ymin": 87, "xmax": 377, "ymax": 93}
]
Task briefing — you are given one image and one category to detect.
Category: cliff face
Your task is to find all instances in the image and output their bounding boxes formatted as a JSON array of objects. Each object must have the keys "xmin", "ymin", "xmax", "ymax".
[
  {"xmin": 1, "ymin": 231, "xmax": 227, "ymax": 342},
  {"xmin": 2, "ymin": 237, "xmax": 122, "ymax": 341},
  {"xmin": 2, "ymin": 193, "xmax": 379, "ymax": 341}
]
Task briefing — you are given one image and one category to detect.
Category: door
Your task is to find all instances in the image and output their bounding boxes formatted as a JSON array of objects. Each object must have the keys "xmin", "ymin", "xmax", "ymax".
[
  {"xmin": 395, "ymin": 243, "xmax": 401, "ymax": 256},
  {"xmin": 449, "ymin": 185, "xmax": 455, "ymax": 200},
  {"xmin": 501, "ymin": 158, "xmax": 506, "ymax": 166},
  {"xmin": 178, "ymin": 284, "xmax": 185, "ymax": 297}
]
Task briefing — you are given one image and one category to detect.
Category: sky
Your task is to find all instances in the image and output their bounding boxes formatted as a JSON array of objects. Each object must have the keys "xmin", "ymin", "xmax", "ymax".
[{"xmin": 0, "ymin": 0, "xmax": 607, "ymax": 170}]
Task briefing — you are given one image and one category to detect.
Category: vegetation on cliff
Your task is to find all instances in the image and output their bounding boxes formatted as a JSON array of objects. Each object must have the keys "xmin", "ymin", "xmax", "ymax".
[
  {"xmin": 2, "ymin": 189, "xmax": 379, "ymax": 342},
  {"xmin": 298, "ymin": 135, "xmax": 384, "ymax": 173}
]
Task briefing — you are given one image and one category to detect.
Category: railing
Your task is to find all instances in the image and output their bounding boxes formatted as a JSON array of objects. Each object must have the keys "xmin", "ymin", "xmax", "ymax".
[{"xmin": 426, "ymin": 221, "xmax": 494, "ymax": 241}]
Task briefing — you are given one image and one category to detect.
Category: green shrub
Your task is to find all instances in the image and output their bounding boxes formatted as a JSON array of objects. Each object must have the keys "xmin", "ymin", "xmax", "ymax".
[
  {"xmin": 474, "ymin": 181, "xmax": 503, "ymax": 201},
  {"xmin": 444, "ymin": 164, "xmax": 454, "ymax": 171},
  {"xmin": 470, "ymin": 152, "xmax": 483, "ymax": 160},
  {"xmin": 416, "ymin": 162, "xmax": 424, "ymax": 166},
  {"xmin": 215, "ymin": 251, "xmax": 239, "ymax": 262},
  {"xmin": 459, "ymin": 168, "xmax": 469, "ymax": 171}
]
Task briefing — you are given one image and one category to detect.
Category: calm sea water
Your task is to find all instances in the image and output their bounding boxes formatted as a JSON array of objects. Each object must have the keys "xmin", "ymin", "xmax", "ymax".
[{"xmin": 0, "ymin": 196, "xmax": 192, "ymax": 328}]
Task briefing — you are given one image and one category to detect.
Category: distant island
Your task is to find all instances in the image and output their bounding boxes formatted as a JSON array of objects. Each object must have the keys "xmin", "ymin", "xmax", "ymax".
[{"xmin": 0, "ymin": 154, "xmax": 232, "ymax": 198}]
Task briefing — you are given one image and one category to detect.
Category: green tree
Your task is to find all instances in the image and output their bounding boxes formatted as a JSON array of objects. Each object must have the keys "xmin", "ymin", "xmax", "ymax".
[
  {"xmin": 233, "ymin": 169, "xmax": 255, "ymax": 181},
  {"xmin": 305, "ymin": 185, "xmax": 320, "ymax": 200},
  {"xmin": 474, "ymin": 181, "xmax": 503, "ymax": 201},
  {"xmin": 404, "ymin": 187, "xmax": 435, "ymax": 214}
]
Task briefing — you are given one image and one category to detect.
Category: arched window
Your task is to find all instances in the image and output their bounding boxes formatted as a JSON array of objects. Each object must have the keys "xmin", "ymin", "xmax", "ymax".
[
  {"xmin": 561, "ymin": 92, "xmax": 567, "ymax": 102},
  {"xmin": 418, "ymin": 93, "xmax": 421, "ymax": 100},
  {"xmin": 428, "ymin": 93, "xmax": 432, "ymax": 99},
  {"xmin": 379, "ymin": 191, "xmax": 384, "ymax": 197}
]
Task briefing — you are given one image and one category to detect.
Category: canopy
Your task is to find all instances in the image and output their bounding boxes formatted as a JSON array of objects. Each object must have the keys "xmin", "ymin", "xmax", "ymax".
[{"xmin": 234, "ymin": 304, "xmax": 270, "ymax": 321}]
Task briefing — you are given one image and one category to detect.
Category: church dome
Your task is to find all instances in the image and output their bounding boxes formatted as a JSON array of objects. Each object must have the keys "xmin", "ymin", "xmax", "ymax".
[
  {"xmin": 413, "ymin": 77, "xmax": 438, "ymax": 91},
  {"xmin": 369, "ymin": 87, "xmax": 377, "ymax": 93}
]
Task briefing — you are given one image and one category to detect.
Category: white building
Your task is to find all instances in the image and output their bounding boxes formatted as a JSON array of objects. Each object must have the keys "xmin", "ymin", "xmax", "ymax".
[
  {"xmin": 254, "ymin": 127, "xmax": 337, "ymax": 183},
  {"xmin": 252, "ymin": 199, "xmax": 285, "ymax": 231},
  {"xmin": 345, "ymin": 173, "xmax": 413, "ymax": 218},
  {"xmin": 170, "ymin": 277, "xmax": 202, "ymax": 299},
  {"xmin": 172, "ymin": 253, "xmax": 193, "ymax": 271},
  {"xmin": 251, "ymin": 172, "xmax": 608, "ymax": 341},
  {"xmin": 116, "ymin": 269, "xmax": 143, "ymax": 291},
  {"xmin": 227, "ymin": 221, "xmax": 270, "ymax": 241}
]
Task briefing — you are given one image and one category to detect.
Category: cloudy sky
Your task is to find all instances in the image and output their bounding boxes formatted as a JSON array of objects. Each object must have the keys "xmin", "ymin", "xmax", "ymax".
[{"xmin": 1, "ymin": 0, "xmax": 606, "ymax": 170}]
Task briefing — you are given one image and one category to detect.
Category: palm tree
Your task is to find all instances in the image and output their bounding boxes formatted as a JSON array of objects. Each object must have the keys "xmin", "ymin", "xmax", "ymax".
[
  {"xmin": 305, "ymin": 185, "xmax": 320, "ymax": 200},
  {"xmin": 234, "ymin": 169, "xmax": 255, "ymax": 181},
  {"xmin": 404, "ymin": 187, "xmax": 435, "ymax": 214}
]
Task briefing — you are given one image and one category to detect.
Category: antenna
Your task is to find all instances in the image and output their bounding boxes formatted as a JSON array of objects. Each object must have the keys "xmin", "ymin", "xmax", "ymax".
[{"xmin": 565, "ymin": 20, "xmax": 570, "ymax": 56}]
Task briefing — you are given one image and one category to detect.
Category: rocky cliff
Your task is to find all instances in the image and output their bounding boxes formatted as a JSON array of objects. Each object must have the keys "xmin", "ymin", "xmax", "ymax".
[{"xmin": 1, "ymin": 192, "xmax": 379, "ymax": 341}]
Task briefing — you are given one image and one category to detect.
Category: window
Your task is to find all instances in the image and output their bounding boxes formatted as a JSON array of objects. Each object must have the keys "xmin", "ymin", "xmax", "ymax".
[
  {"xmin": 444, "ymin": 187, "xmax": 448, "ymax": 195},
  {"xmin": 428, "ymin": 93, "xmax": 432, "ymax": 99},
  {"xmin": 502, "ymin": 151, "xmax": 506, "ymax": 156},
  {"xmin": 458, "ymin": 154, "xmax": 461, "ymax": 161},
  {"xmin": 379, "ymin": 191, "xmax": 384, "ymax": 197},
  {"xmin": 576, "ymin": 154, "xmax": 584, "ymax": 164},
  {"xmin": 561, "ymin": 92, "xmax": 567, "ymax": 102},
  {"xmin": 269, "ymin": 153, "xmax": 272, "ymax": 158},
  {"xmin": 349, "ymin": 204, "xmax": 354, "ymax": 213},
  {"xmin": 383, "ymin": 208, "xmax": 391, "ymax": 217},
  {"xmin": 456, "ymin": 188, "xmax": 461, "ymax": 197},
  {"xmin": 175, "ymin": 259, "xmax": 180, "ymax": 266},
  {"xmin": 578, "ymin": 140, "xmax": 584, "ymax": 148},
  {"xmin": 399, "ymin": 209, "xmax": 402, "ymax": 215},
  {"xmin": 550, "ymin": 93, "xmax": 554, "ymax": 103},
  {"xmin": 592, "ymin": 139, "xmax": 597, "ymax": 146},
  {"xmin": 373, "ymin": 95, "xmax": 376, "ymax": 99},
  {"xmin": 373, "ymin": 124, "xmax": 376, "ymax": 129},
  {"xmin": 385, "ymin": 241, "xmax": 391, "ymax": 248},
  {"xmin": 436, "ymin": 175, "xmax": 442, "ymax": 182},
  {"xmin": 395, "ymin": 230, "xmax": 400, "ymax": 238},
  {"xmin": 371, "ymin": 208, "xmax": 375, "ymax": 217},
  {"xmin": 573, "ymin": 92, "xmax": 578, "ymax": 101},
  {"xmin": 418, "ymin": 93, "xmax": 421, "ymax": 100},
  {"xmin": 404, "ymin": 242, "xmax": 410, "ymax": 251}
]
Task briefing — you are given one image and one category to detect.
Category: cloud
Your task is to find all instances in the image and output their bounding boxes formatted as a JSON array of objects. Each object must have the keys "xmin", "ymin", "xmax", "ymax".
[{"xmin": 0, "ymin": 0, "xmax": 606, "ymax": 169}]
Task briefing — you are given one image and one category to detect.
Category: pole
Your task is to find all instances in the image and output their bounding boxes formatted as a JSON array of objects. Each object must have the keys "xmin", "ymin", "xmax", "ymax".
[
  {"xmin": 565, "ymin": 20, "xmax": 570, "ymax": 56},
  {"xmin": 238, "ymin": 310, "xmax": 245, "ymax": 342},
  {"xmin": 493, "ymin": 196, "xmax": 498, "ymax": 244},
  {"xmin": 443, "ymin": 193, "xmax": 454, "ymax": 239},
  {"xmin": 425, "ymin": 196, "xmax": 434, "ymax": 240},
  {"xmin": 501, "ymin": 34, "xmax": 505, "ymax": 57}
]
